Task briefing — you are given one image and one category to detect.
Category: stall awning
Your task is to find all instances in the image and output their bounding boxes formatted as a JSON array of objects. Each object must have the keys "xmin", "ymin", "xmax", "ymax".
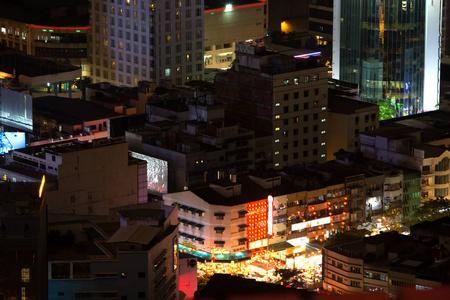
[
  {"xmin": 238, "ymin": 210, "xmax": 248, "ymax": 215},
  {"xmin": 195, "ymin": 237, "xmax": 205, "ymax": 242},
  {"xmin": 179, "ymin": 219, "xmax": 189, "ymax": 224},
  {"xmin": 195, "ymin": 223, "xmax": 204, "ymax": 228},
  {"xmin": 188, "ymin": 207, "xmax": 197, "ymax": 212}
]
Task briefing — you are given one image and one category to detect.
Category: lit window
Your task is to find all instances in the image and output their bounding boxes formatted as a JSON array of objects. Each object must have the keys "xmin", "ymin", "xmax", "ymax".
[
  {"xmin": 284, "ymin": 79, "xmax": 289, "ymax": 86},
  {"xmin": 275, "ymin": 115, "xmax": 280, "ymax": 119},
  {"xmin": 294, "ymin": 78, "xmax": 299, "ymax": 85},
  {"xmin": 275, "ymin": 139, "xmax": 280, "ymax": 143},
  {"xmin": 275, "ymin": 163, "xmax": 280, "ymax": 167},
  {"xmin": 275, "ymin": 127, "xmax": 280, "ymax": 131},
  {"xmin": 321, "ymin": 142, "xmax": 326, "ymax": 146},
  {"xmin": 321, "ymin": 154, "xmax": 326, "ymax": 158},
  {"xmin": 322, "ymin": 106, "xmax": 326, "ymax": 110},
  {"xmin": 321, "ymin": 119, "xmax": 326, "ymax": 122},
  {"xmin": 275, "ymin": 103, "xmax": 280, "ymax": 106},
  {"xmin": 321, "ymin": 131, "xmax": 326, "ymax": 134},
  {"xmin": 275, "ymin": 151, "xmax": 280, "ymax": 155},
  {"xmin": 165, "ymin": 68, "xmax": 171, "ymax": 76},
  {"xmin": 21, "ymin": 268, "xmax": 30, "ymax": 282}
]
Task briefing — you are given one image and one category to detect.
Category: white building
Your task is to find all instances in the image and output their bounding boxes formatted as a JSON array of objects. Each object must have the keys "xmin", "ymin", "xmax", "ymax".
[{"xmin": 90, "ymin": 0, "xmax": 204, "ymax": 86}]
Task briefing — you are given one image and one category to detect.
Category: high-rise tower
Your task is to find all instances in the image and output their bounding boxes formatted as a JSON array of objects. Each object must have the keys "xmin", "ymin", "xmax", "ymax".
[
  {"xmin": 333, "ymin": 0, "xmax": 442, "ymax": 116},
  {"xmin": 90, "ymin": 0, "xmax": 204, "ymax": 86}
]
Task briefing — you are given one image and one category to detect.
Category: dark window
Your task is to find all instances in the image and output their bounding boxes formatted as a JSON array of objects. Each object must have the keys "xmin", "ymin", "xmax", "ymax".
[
  {"xmin": 313, "ymin": 113, "xmax": 318, "ymax": 120},
  {"xmin": 303, "ymin": 127, "xmax": 308, "ymax": 134},
  {"xmin": 293, "ymin": 129, "xmax": 299, "ymax": 135},
  {"xmin": 355, "ymin": 116, "xmax": 359, "ymax": 124},
  {"xmin": 314, "ymin": 88, "xmax": 319, "ymax": 95},
  {"xmin": 313, "ymin": 149, "xmax": 318, "ymax": 155},
  {"xmin": 284, "ymin": 94, "xmax": 289, "ymax": 101},
  {"xmin": 293, "ymin": 153, "xmax": 298, "ymax": 159},
  {"xmin": 313, "ymin": 137, "xmax": 318, "ymax": 143},
  {"xmin": 303, "ymin": 139, "xmax": 308, "ymax": 146},
  {"xmin": 283, "ymin": 142, "xmax": 288, "ymax": 149},
  {"xmin": 303, "ymin": 150, "xmax": 308, "ymax": 157},
  {"xmin": 121, "ymin": 272, "xmax": 128, "ymax": 278},
  {"xmin": 304, "ymin": 90, "xmax": 309, "ymax": 97},
  {"xmin": 294, "ymin": 104, "xmax": 299, "ymax": 111},
  {"xmin": 304, "ymin": 115, "xmax": 309, "ymax": 122},
  {"xmin": 138, "ymin": 272, "xmax": 145, "ymax": 278},
  {"xmin": 294, "ymin": 92, "xmax": 299, "ymax": 99},
  {"xmin": 313, "ymin": 125, "xmax": 318, "ymax": 132},
  {"xmin": 304, "ymin": 103, "xmax": 309, "ymax": 109},
  {"xmin": 284, "ymin": 119, "xmax": 289, "ymax": 125},
  {"xmin": 293, "ymin": 141, "xmax": 299, "ymax": 147},
  {"xmin": 284, "ymin": 106, "xmax": 289, "ymax": 113},
  {"xmin": 138, "ymin": 292, "xmax": 145, "ymax": 298},
  {"xmin": 283, "ymin": 155, "xmax": 288, "ymax": 161}
]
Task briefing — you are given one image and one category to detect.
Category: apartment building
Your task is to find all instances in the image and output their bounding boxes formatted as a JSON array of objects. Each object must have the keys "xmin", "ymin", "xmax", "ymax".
[
  {"xmin": 216, "ymin": 47, "xmax": 329, "ymax": 169},
  {"xmin": 0, "ymin": 182, "xmax": 48, "ymax": 300},
  {"xmin": 0, "ymin": 139, "xmax": 147, "ymax": 215},
  {"xmin": 323, "ymin": 231, "xmax": 446, "ymax": 296},
  {"xmin": 0, "ymin": 0, "xmax": 90, "ymax": 77},
  {"xmin": 90, "ymin": 0, "xmax": 204, "ymax": 86},
  {"xmin": 48, "ymin": 202, "xmax": 179, "ymax": 300},
  {"xmin": 203, "ymin": 0, "xmax": 267, "ymax": 70},
  {"xmin": 163, "ymin": 175, "xmax": 296, "ymax": 260},
  {"xmin": 327, "ymin": 92, "xmax": 379, "ymax": 161},
  {"xmin": 126, "ymin": 93, "xmax": 255, "ymax": 192}
]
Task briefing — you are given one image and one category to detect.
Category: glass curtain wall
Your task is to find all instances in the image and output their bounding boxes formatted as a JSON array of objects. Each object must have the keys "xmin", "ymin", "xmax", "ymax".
[{"xmin": 339, "ymin": 0, "xmax": 425, "ymax": 116}]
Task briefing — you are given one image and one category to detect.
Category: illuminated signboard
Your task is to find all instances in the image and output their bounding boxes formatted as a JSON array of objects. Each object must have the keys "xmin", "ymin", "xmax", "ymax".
[
  {"xmin": 0, "ymin": 132, "xmax": 26, "ymax": 154},
  {"xmin": 292, "ymin": 216, "xmax": 331, "ymax": 231},
  {"xmin": 248, "ymin": 238, "xmax": 268, "ymax": 250},
  {"xmin": 293, "ymin": 51, "xmax": 322, "ymax": 59},
  {"xmin": 292, "ymin": 214, "xmax": 349, "ymax": 231},
  {"xmin": 0, "ymin": 88, "xmax": 33, "ymax": 132},
  {"xmin": 247, "ymin": 200, "xmax": 268, "ymax": 243},
  {"xmin": 268, "ymin": 195, "xmax": 273, "ymax": 236},
  {"xmin": 130, "ymin": 151, "xmax": 168, "ymax": 193}
]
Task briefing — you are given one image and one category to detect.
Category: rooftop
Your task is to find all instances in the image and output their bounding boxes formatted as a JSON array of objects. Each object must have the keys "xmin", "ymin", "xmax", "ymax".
[
  {"xmin": 328, "ymin": 94, "xmax": 378, "ymax": 115},
  {"xmin": 34, "ymin": 96, "xmax": 122, "ymax": 123},
  {"xmin": 0, "ymin": 49, "xmax": 81, "ymax": 78}
]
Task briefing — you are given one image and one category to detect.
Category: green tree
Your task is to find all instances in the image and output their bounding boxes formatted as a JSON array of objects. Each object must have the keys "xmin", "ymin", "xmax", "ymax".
[
  {"xmin": 377, "ymin": 99, "xmax": 397, "ymax": 120},
  {"xmin": 403, "ymin": 197, "xmax": 450, "ymax": 228},
  {"xmin": 323, "ymin": 229, "xmax": 370, "ymax": 246}
]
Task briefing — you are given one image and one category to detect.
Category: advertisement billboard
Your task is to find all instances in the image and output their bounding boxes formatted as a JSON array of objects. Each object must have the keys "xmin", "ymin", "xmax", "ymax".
[
  {"xmin": 0, "ymin": 88, "xmax": 33, "ymax": 132},
  {"xmin": 0, "ymin": 132, "xmax": 26, "ymax": 154},
  {"xmin": 130, "ymin": 151, "xmax": 168, "ymax": 193}
]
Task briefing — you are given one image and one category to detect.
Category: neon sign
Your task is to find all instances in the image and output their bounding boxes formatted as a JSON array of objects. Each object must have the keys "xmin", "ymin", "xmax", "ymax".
[
  {"xmin": 294, "ymin": 51, "xmax": 322, "ymax": 59},
  {"xmin": 268, "ymin": 195, "xmax": 273, "ymax": 236},
  {"xmin": 248, "ymin": 238, "xmax": 268, "ymax": 250}
]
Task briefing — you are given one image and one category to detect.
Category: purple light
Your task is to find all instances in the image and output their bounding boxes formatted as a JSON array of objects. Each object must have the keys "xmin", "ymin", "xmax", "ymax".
[{"xmin": 294, "ymin": 51, "xmax": 322, "ymax": 59}]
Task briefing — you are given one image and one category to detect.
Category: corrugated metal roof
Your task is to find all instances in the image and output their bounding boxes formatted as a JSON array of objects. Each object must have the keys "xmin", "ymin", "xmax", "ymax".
[{"xmin": 107, "ymin": 225, "xmax": 159, "ymax": 245}]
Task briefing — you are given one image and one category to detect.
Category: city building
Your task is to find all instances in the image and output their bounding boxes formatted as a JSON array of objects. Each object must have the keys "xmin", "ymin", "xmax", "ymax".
[
  {"xmin": 0, "ymin": 139, "xmax": 148, "ymax": 215},
  {"xmin": 0, "ymin": 49, "xmax": 82, "ymax": 98},
  {"xmin": 86, "ymin": 81, "xmax": 154, "ymax": 115},
  {"xmin": 90, "ymin": 0, "xmax": 204, "ymax": 86},
  {"xmin": 322, "ymin": 231, "xmax": 448, "ymax": 296},
  {"xmin": 360, "ymin": 123, "xmax": 450, "ymax": 201},
  {"xmin": 48, "ymin": 201, "xmax": 179, "ymax": 300},
  {"xmin": 308, "ymin": 0, "xmax": 333, "ymax": 61},
  {"xmin": 215, "ymin": 47, "xmax": 329, "ymax": 169},
  {"xmin": 0, "ymin": 0, "xmax": 90, "ymax": 77},
  {"xmin": 126, "ymin": 92, "xmax": 255, "ymax": 192},
  {"xmin": 327, "ymin": 92, "xmax": 380, "ymax": 161},
  {"xmin": 163, "ymin": 174, "xmax": 297, "ymax": 260},
  {"xmin": 203, "ymin": 0, "xmax": 267, "ymax": 70},
  {"xmin": 0, "ymin": 182, "xmax": 48, "ymax": 300},
  {"xmin": 32, "ymin": 96, "xmax": 122, "ymax": 141},
  {"xmin": 333, "ymin": 0, "xmax": 443, "ymax": 115}
]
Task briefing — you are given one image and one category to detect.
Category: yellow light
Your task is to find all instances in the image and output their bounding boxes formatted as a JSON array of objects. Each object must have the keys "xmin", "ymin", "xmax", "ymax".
[{"xmin": 39, "ymin": 175, "xmax": 46, "ymax": 198}]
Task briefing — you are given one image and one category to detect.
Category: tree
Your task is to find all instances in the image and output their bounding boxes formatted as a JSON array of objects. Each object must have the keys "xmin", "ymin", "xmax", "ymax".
[
  {"xmin": 377, "ymin": 99, "xmax": 397, "ymax": 120},
  {"xmin": 403, "ymin": 197, "xmax": 450, "ymax": 228},
  {"xmin": 323, "ymin": 229, "xmax": 370, "ymax": 246}
]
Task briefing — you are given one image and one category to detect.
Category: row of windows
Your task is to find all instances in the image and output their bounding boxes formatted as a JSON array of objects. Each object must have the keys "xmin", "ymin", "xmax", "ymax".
[
  {"xmin": 283, "ymin": 89, "xmax": 320, "ymax": 101},
  {"xmin": 278, "ymin": 149, "xmax": 324, "ymax": 161},
  {"xmin": 284, "ymin": 74, "xmax": 320, "ymax": 86},
  {"xmin": 94, "ymin": 0, "xmax": 202, "ymax": 11},
  {"xmin": 355, "ymin": 114, "xmax": 376, "ymax": 124}
]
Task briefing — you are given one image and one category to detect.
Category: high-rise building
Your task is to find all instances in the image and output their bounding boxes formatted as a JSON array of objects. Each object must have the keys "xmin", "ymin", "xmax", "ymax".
[
  {"xmin": 90, "ymin": 0, "xmax": 204, "ymax": 87},
  {"xmin": 216, "ymin": 47, "xmax": 329, "ymax": 169},
  {"xmin": 333, "ymin": 0, "xmax": 442, "ymax": 116}
]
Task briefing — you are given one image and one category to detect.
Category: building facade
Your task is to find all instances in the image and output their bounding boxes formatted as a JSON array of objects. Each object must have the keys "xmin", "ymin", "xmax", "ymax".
[
  {"xmin": 333, "ymin": 0, "xmax": 443, "ymax": 115},
  {"xmin": 215, "ymin": 48, "xmax": 329, "ymax": 169},
  {"xmin": 90, "ymin": 0, "xmax": 204, "ymax": 86}
]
